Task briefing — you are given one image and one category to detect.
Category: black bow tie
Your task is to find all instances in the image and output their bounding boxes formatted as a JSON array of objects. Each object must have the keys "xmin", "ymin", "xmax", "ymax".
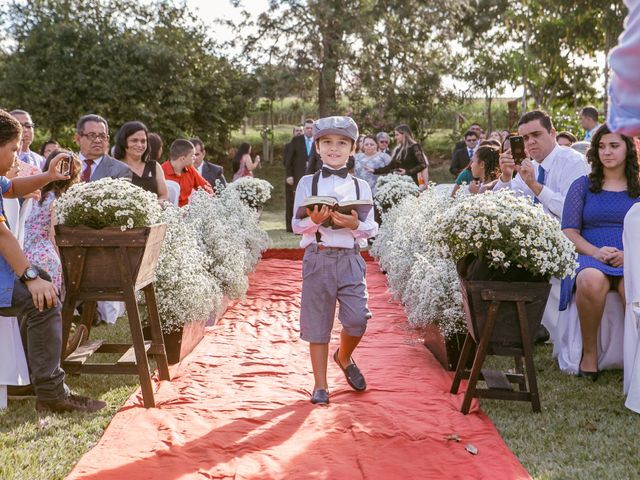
[{"xmin": 322, "ymin": 166, "xmax": 349, "ymax": 178}]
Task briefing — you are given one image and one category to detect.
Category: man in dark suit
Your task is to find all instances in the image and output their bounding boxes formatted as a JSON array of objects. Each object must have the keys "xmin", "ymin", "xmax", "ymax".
[
  {"xmin": 190, "ymin": 138, "xmax": 226, "ymax": 192},
  {"xmin": 449, "ymin": 130, "xmax": 479, "ymax": 177},
  {"xmin": 284, "ymin": 119, "xmax": 317, "ymax": 231},
  {"xmin": 451, "ymin": 123, "xmax": 484, "ymax": 171},
  {"xmin": 74, "ymin": 114, "xmax": 131, "ymax": 182}
]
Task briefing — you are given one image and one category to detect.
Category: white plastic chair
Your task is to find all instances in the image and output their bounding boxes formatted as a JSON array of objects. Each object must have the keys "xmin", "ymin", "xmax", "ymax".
[
  {"xmin": 554, "ymin": 291, "xmax": 625, "ymax": 374},
  {"xmin": 165, "ymin": 180, "xmax": 180, "ymax": 206},
  {"xmin": 0, "ymin": 198, "xmax": 31, "ymax": 409},
  {"xmin": 623, "ymin": 204, "xmax": 640, "ymax": 412}
]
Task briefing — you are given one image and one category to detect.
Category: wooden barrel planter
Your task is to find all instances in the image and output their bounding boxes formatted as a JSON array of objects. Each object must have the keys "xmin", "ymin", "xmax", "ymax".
[
  {"xmin": 458, "ymin": 278, "xmax": 550, "ymax": 350},
  {"xmin": 55, "ymin": 223, "xmax": 170, "ymax": 408},
  {"xmin": 422, "ymin": 324, "xmax": 474, "ymax": 372},
  {"xmin": 162, "ymin": 320, "xmax": 207, "ymax": 365}
]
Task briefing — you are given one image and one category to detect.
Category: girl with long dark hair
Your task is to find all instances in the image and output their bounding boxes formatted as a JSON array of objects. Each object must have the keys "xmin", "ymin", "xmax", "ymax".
[{"xmin": 560, "ymin": 124, "xmax": 640, "ymax": 380}]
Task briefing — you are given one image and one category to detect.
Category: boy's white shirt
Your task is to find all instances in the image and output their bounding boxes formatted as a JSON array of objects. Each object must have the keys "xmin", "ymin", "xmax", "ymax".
[{"xmin": 292, "ymin": 170, "xmax": 378, "ymax": 248}]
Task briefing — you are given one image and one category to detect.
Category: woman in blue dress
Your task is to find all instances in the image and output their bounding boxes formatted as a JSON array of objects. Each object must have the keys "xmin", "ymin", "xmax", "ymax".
[{"xmin": 561, "ymin": 124, "xmax": 640, "ymax": 380}]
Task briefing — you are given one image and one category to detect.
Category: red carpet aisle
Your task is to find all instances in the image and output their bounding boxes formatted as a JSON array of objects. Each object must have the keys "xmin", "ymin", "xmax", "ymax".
[{"xmin": 67, "ymin": 252, "xmax": 530, "ymax": 480}]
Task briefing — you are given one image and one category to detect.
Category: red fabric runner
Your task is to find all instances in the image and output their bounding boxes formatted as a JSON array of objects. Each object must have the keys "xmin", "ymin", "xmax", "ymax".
[{"xmin": 67, "ymin": 251, "xmax": 529, "ymax": 480}]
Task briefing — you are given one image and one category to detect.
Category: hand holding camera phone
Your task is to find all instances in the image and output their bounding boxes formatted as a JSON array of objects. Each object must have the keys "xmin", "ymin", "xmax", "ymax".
[
  {"xmin": 57, "ymin": 153, "xmax": 72, "ymax": 176},
  {"xmin": 509, "ymin": 135, "xmax": 527, "ymax": 165}
]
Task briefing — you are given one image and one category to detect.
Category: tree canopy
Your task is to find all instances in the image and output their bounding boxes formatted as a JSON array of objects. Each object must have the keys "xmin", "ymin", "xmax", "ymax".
[{"xmin": 0, "ymin": 0, "xmax": 256, "ymax": 153}]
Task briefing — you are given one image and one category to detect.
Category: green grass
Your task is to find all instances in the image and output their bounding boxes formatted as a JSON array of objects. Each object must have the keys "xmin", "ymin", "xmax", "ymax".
[
  {"xmin": 0, "ymin": 320, "xmax": 139, "ymax": 480},
  {"xmin": 480, "ymin": 345, "xmax": 640, "ymax": 479}
]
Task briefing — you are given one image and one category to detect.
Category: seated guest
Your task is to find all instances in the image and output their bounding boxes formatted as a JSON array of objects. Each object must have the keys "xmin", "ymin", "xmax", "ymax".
[
  {"xmin": 467, "ymin": 145, "xmax": 501, "ymax": 195},
  {"xmin": 232, "ymin": 142, "xmax": 260, "ymax": 181},
  {"xmin": 579, "ymin": 106, "xmax": 601, "ymax": 141},
  {"xmin": 355, "ymin": 135, "xmax": 392, "ymax": 195},
  {"xmin": 10, "ymin": 109, "xmax": 45, "ymax": 170},
  {"xmin": 75, "ymin": 114, "xmax": 132, "ymax": 182},
  {"xmin": 190, "ymin": 138, "xmax": 227, "ymax": 192},
  {"xmin": 113, "ymin": 121, "xmax": 169, "ymax": 203},
  {"xmin": 0, "ymin": 109, "xmax": 105, "ymax": 412},
  {"xmin": 39, "ymin": 140, "xmax": 59, "ymax": 160},
  {"xmin": 148, "ymin": 132, "xmax": 164, "ymax": 162},
  {"xmin": 560, "ymin": 125, "xmax": 640, "ymax": 380},
  {"xmin": 556, "ymin": 131, "xmax": 578, "ymax": 147},
  {"xmin": 376, "ymin": 131, "xmax": 391, "ymax": 155},
  {"xmin": 24, "ymin": 150, "xmax": 81, "ymax": 292},
  {"xmin": 373, "ymin": 124, "xmax": 428, "ymax": 185},
  {"xmin": 161, "ymin": 139, "xmax": 213, "ymax": 207},
  {"xmin": 450, "ymin": 130, "xmax": 479, "ymax": 177},
  {"xmin": 451, "ymin": 140, "xmax": 501, "ymax": 197}
]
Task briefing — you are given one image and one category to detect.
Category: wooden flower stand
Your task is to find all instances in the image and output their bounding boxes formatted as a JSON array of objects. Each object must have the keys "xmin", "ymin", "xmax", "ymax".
[
  {"xmin": 55, "ymin": 224, "xmax": 170, "ymax": 408},
  {"xmin": 450, "ymin": 280, "xmax": 550, "ymax": 414}
]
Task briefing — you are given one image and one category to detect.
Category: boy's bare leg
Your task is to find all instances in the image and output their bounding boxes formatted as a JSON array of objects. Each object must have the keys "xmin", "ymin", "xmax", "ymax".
[
  {"xmin": 310, "ymin": 343, "xmax": 329, "ymax": 390},
  {"xmin": 337, "ymin": 330, "xmax": 362, "ymax": 367}
]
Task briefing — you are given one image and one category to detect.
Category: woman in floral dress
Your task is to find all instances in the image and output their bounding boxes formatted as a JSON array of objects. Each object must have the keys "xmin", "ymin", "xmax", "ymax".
[{"xmin": 23, "ymin": 150, "xmax": 81, "ymax": 291}]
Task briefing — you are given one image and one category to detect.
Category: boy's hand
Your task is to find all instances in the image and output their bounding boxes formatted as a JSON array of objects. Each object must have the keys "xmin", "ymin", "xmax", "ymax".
[
  {"xmin": 331, "ymin": 210, "xmax": 359, "ymax": 230},
  {"xmin": 307, "ymin": 205, "xmax": 331, "ymax": 224},
  {"xmin": 47, "ymin": 153, "xmax": 72, "ymax": 182}
]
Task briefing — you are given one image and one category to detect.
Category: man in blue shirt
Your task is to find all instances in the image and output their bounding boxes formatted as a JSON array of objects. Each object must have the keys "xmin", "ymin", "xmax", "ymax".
[{"xmin": 0, "ymin": 110, "xmax": 106, "ymax": 413}]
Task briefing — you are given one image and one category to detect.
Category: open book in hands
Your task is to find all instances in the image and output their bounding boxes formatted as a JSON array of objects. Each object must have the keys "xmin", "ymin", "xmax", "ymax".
[{"xmin": 295, "ymin": 196, "xmax": 373, "ymax": 229}]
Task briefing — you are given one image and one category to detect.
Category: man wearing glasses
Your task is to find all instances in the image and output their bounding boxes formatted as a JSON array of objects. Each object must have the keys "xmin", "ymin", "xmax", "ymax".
[
  {"xmin": 10, "ymin": 110, "xmax": 45, "ymax": 170},
  {"xmin": 74, "ymin": 114, "xmax": 131, "ymax": 182}
]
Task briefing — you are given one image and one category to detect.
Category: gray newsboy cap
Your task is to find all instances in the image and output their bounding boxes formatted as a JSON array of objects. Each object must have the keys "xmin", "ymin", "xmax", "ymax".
[{"xmin": 312, "ymin": 116, "xmax": 359, "ymax": 142}]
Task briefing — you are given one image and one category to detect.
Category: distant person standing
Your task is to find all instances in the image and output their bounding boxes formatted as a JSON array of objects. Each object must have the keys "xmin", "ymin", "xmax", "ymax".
[
  {"xmin": 450, "ymin": 130, "xmax": 479, "ymax": 176},
  {"xmin": 232, "ymin": 142, "xmax": 260, "ymax": 181},
  {"xmin": 285, "ymin": 119, "xmax": 319, "ymax": 229},
  {"xmin": 579, "ymin": 106, "xmax": 601, "ymax": 142},
  {"xmin": 283, "ymin": 126, "xmax": 304, "ymax": 232},
  {"xmin": 10, "ymin": 110, "xmax": 45, "ymax": 170}
]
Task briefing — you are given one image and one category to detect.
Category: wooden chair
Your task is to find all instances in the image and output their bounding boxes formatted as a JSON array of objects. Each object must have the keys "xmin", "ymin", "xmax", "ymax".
[{"xmin": 450, "ymin": 283, "xmax": 549, "ymax": 414}]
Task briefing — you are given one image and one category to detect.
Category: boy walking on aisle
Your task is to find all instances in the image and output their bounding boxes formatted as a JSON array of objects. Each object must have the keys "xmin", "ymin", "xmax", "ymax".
[{"xmin": 292, "ymin": 116, "xmax": 378, "ymax": 405}]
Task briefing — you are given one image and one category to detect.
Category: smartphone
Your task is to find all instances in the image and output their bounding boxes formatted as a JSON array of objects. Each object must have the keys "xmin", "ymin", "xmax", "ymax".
[
  {"xmin": 509, "ymin": 135, "xmax": 526, "ymax": 165},
  {"xmin": 58, "ymin": 153, "xmax": 71, "ymax": 176}
]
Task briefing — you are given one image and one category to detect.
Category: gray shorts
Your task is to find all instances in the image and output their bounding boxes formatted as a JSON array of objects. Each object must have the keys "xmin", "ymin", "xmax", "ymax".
[{"xmin": 299, "ymin": 244, "xmax": 371, "ymax": 343}]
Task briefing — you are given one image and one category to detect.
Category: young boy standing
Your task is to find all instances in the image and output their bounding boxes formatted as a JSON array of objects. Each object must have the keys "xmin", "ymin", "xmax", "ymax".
[
  {"xmin": 161, "ymin": 139, "xmax": 213, "ymax": 207},
  {"xmin": 292, "ymin": 116, "xmax": 378, "ymax": 405}
]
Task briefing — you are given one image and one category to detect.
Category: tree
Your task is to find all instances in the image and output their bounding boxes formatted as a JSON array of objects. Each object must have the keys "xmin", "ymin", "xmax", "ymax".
[
  {"xmin": 234, "ymin": 0, "xmax": 465, "ymax": 131},
  {"xmin": 0, "ymin": 0, "xmax": 256, "ymax": 153}
]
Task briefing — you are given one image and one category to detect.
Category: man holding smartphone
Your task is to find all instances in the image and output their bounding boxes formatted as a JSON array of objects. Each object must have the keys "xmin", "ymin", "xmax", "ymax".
[
  {"xmin": 494, "ymin": 110, "xmax": 590, "ymax": 345},
  {"xmin": 495, "ymin": 110, "xmax": 589, "ymax": 220}
]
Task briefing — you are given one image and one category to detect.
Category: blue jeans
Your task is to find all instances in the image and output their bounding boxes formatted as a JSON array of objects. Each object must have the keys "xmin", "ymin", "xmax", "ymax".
[{"xmin": 0, "ymin": 275, "xmax": 68, "ymax": 402}]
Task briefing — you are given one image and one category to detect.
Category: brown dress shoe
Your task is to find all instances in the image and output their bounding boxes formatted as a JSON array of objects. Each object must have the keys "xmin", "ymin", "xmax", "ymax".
[
  {"xmin": 64, "ymin": 324, "xmax": 88, "ymax": 358},
  {"xmin": 36, "ymin": 393, "xmax": 107, "ymax": 414}
]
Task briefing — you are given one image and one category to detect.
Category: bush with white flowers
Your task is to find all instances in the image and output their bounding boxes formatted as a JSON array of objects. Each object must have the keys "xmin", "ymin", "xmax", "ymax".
[
  {"xmin": 153, "ymin": 206, "xmax": 221, "ymax": 333},
  {"xmin": 55, "ymin": 178, "xmax": 161, "ymax": 229},
  {"xmin": 374, "ymin": 174, "xmax": 420, "ymax": 214},
  {"xmin": 433, "ymin": 189, "xmax": 578, "ymax": 279},
  {"xmin": 187, "ymin": 190, "xmax": 270, "ymax": 299},
  {"xmin": 223, "ymin": 177, "xmax": 273, "ymax": 210},
  {"xmin": 371, "ymin": 187, "xmax": 466, "ymax": 338}
]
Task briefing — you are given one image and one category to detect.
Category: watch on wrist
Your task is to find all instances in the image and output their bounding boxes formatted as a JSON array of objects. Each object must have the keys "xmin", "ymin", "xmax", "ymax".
[{"xmin": 20, "ymin": 266, "xmax": 39, "ymax": 283}]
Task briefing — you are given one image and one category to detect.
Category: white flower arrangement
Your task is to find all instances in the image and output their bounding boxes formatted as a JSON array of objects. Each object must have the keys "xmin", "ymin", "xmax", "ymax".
[
  {"xmin": 433, "ymin": 189, "xmax": 578, "ymax": 279},
  {"xmin": 223, "ymin": 177, "xmax": 273, "ymax": 210},
  {"xmin": 55, "ymin": 178, "xmax": 161, "ymax": 230},
  {"xmin": 187, "ymin": 190, "xmax": 270, "ymax": 299},
  {"xmin": 374, "ymin": 173, "xmax": 420, "ymax": 213},
  {"xmin": 153, "ymin": 205, "xmax": 221, "ymax": 334},
  {"xmin": 371, "ymin": 187, "xmax": 466, "ymax": 338}
]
